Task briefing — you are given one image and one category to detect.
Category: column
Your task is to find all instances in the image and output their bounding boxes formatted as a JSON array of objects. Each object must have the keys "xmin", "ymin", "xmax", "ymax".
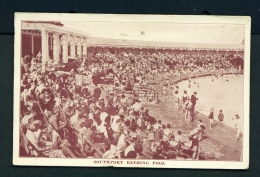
[
  {"xmin": 70, "ymin": 36, "xmax": 75, "ymax": 59},
  {"xmin": 46, "ymin": 33, "xmax": 49, "ymax": 60},
  {"xmin": 59, "ymin": 35, "xmax": 62, "ymax": 56},
  {"xmin": 53, "ymin": 32, "xmax": 59, "ymax": 64},
  {"xmin": 41, "ymin": 29, "xmax": 48, "ymax": 71},
  {"xmin": 31, "ymin": 33, "xmax": 34, "ymax": 57},
  {"xmin": 57, "ymin": 34, "xmax": 60, "ymax": 62},
  {"xmin": 83, "ymin": 43, "xmax": 87, "ymax": 56},
  {"xmin": 77, "ymin": 40, "xmax": 82, "ymax": 57},
  {"xmin": 62, "ymin": 34, "xmax": 68, "ymax": 63}
]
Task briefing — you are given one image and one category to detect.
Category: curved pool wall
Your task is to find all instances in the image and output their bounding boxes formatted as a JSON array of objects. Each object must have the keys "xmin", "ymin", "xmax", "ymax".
[{"xmin": 173, "ymin": 70, "xmax": 243, "ymax": 85}]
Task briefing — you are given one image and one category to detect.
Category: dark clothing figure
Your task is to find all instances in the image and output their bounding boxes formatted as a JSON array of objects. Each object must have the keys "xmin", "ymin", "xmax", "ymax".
[
  {"xmin": 93, "ymin": 87, "xmax": 101, "ymax": 100},
  {"xmin": 218, "ymin": 112, "xmax": 224, "ymax": 121},
  {"xmin": 191, "ymin": 94, "xmax": 198, "ymax": 106},
  {"xmin": 190, "ymin": 94, "xmax": 198, "ymax": 122}
]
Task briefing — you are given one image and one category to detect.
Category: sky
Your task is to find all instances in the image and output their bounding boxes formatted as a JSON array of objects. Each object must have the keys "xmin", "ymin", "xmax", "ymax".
[{"xmin": 62, "ymin": 21, "xmax": 245, "ymax": 45}]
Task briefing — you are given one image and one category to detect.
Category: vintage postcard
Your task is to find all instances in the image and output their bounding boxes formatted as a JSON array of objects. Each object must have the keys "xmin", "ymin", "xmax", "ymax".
[{"xmin": 13, "ymin": 13, "xmax": 250, "ymax": 169}]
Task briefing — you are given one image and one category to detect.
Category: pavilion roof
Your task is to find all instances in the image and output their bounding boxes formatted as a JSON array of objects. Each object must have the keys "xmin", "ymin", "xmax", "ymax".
[
  {"xmin": 87, "ymin": 37, "xmax": 244, "ymax": 51},
  {"xmin": 22, "ymin": 21, "xmax": 90, "ymax": 38}
]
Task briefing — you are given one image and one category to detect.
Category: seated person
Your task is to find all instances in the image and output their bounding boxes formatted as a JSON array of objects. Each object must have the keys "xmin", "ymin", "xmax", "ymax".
[
  {"xmin": 153, "ymin": 146, "xmax": 166, "ymax": 159},
  {"xmin": 25, "ymin": 120, "xmax": 66, "ymax": 158}
]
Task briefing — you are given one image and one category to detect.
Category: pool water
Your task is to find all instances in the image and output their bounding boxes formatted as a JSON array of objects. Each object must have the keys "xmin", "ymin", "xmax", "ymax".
[{"xmin": 177, "ymin": 74, "xmax": 244, "ymax": 128}]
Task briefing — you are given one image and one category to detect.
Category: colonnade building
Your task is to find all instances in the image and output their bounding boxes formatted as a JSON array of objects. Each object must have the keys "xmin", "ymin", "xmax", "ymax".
[
  {"xmin": 21, "ymin": 21, "xmax": 244, "ymax": 70},
  {"xmin": 21, "ymin": 21, "xmax": 89, "ymax": 67}
]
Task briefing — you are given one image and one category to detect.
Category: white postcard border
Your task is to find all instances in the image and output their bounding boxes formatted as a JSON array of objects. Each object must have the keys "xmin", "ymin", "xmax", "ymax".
[{"xmin": 13, "ymin": 13, "xmax": 250, "ymax": 169}]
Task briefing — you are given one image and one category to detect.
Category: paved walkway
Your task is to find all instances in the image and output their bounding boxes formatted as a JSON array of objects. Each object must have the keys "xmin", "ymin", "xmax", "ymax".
[{"xmin": 143, "ymin": 95, "xmax": 243, "ymax": 161}]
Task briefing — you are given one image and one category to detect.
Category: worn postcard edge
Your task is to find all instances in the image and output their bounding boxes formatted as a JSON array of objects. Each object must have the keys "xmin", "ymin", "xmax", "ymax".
[{"xmin": 13, "ymin": 13, "xmax": 250, "ymax": 169}]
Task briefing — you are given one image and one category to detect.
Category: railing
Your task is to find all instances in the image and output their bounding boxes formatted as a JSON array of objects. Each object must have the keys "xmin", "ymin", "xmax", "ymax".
[{"xmin": 132, "ymin": 85, "xmax": 157, "ymax": 102}]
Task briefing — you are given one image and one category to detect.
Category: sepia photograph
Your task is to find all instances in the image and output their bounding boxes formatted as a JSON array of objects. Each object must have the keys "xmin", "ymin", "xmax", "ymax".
[{"xmin": 13, "ymin": 13, "xmax": 250, "ymax": 169}]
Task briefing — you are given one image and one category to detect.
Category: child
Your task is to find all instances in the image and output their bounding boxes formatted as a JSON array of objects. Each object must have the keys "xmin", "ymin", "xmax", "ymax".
[{"xmin": 218, "ymin": 110, "xmax": 224, "ymax": 122}]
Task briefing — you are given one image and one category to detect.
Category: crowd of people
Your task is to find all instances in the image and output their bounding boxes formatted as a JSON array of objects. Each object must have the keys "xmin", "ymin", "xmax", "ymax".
[{"xmin": 19, "ymin": 49, "xmax": 243, "ymax": 160}]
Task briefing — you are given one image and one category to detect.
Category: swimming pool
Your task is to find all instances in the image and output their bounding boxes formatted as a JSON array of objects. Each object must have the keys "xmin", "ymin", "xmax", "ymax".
[{"xmin": 177, "ymin": 74, "xmax": 244, "ymax": 128}]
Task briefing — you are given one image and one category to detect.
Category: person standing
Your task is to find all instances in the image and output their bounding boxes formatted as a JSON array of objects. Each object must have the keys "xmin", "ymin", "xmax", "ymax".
[
  {"xmin": 184, "ymin": 97, "xmax": 192, "ymax": 123},
  {"xmin": 182, "ymin": 90, "xmax": 188, "ymax": 113},
  {"xmin": 197, "ymin": 119, "xmax": 205, "ymax": 141},
  {"xmin": 174, "ymin": 91, "xmax": 180, "ymax": 112},
  {"xmin": 233, "ymin": 114, "xmax": 242, "ymax": 142},
  {"xmin": 218, "ymin": 110, "xmax": 224, "ymax": 122},
  {"xmin": 190, "ymin": 92, "xmax": 198, "ymax": 122},
  {"xmin": 208, "ymin": 108, "xmax": 214, "ymax": 131},
  {"xmin": 188, "ymin": 124, "xmax": 206, "ymax": 159}
]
